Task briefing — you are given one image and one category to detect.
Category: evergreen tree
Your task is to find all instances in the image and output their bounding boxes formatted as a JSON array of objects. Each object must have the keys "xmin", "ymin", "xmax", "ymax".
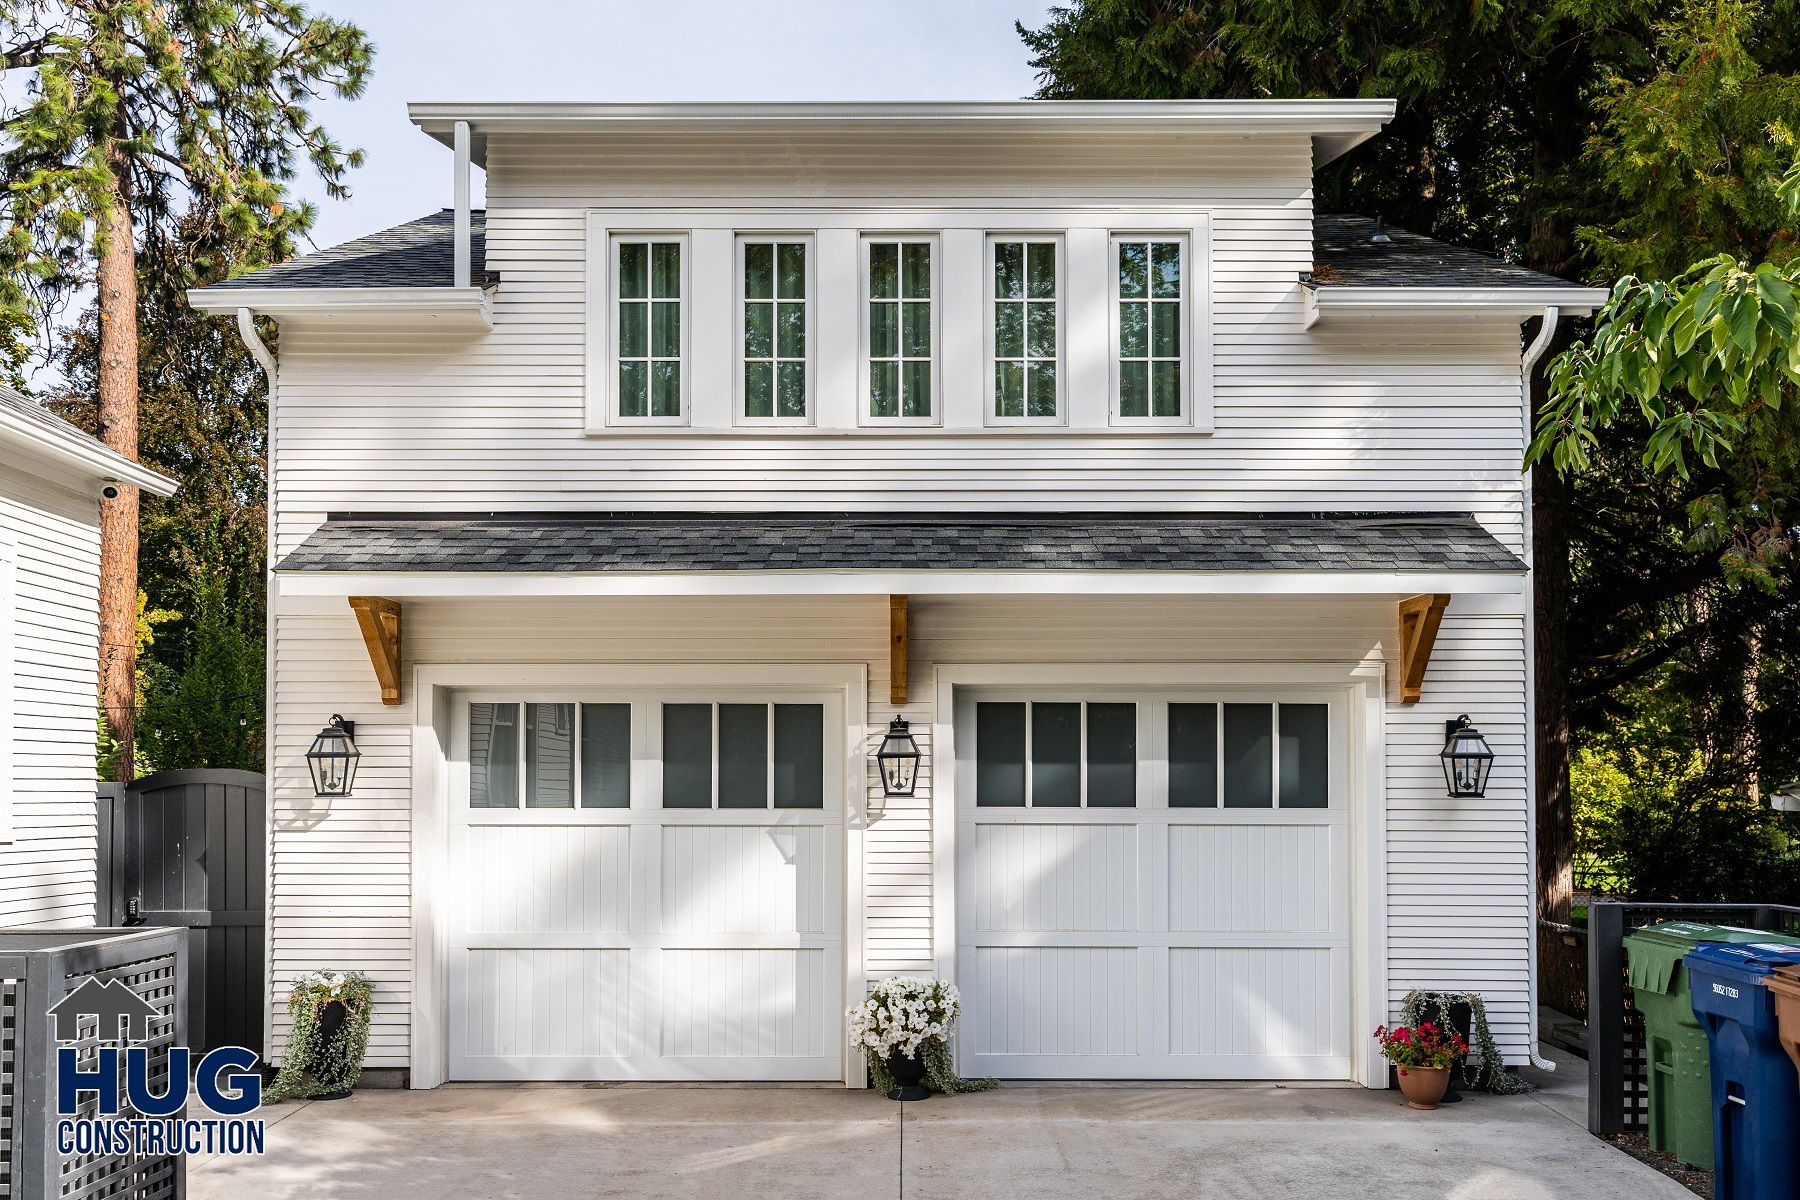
[{"xmin": 0, "ymin": 0, "xmax": 371, "ymax": 779}]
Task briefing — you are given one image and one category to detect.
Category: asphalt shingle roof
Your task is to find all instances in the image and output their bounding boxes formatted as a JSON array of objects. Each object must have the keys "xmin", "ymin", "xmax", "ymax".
[
  {"xmin": 1311, "ymin": 214, "xmax": 1580, "ymax": 288},
  {"xmin": 0, "ymin": 383, "xmax": 108, "ymax": 449},
  {"xmin": 276, "ymin": 512, "xmax": 1524, "ymax": 574},
  {"xmin": 205, "ymin": 210, "xmax": 494, "ymax": 291}
]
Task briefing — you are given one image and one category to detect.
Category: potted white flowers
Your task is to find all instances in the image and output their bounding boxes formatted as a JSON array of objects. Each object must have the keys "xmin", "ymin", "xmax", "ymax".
[
  {"xmin": 847, "ymin": 977, "xmax": 996, "ymax": 1101},
  {"xmin": 266, "ymin": 970, "xmax": 373, "ymax": 1101}
]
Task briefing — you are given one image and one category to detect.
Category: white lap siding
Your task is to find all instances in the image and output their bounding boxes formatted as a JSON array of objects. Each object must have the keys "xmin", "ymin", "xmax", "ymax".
[
  {"xmin": 0, "ymin": 463, "xmax": 102, "ymax": 927},
  {"xmin": 265, "ymin": 591, "xmax": 1531, "ymax": 1069}
]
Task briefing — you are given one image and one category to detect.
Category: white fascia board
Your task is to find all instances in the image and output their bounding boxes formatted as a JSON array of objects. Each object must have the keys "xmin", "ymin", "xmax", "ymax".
[
  {"xmin": 1304, "ymin": 284, "xmax": 1609, "ymax": 326},
  {"xmin": 186, "ymin": 286, "xmax": 493, "ymax": 330},
  {"xmin": 0, "ymin": 410, "xmax": 179, "ymax": 496},
  {"xmin": 275, "ymin": 568, "xmax": 1523, "ymax": 600},
  {"xmin": 409, "ymin": 99, "xmax": 1396, "ymax": 166}
]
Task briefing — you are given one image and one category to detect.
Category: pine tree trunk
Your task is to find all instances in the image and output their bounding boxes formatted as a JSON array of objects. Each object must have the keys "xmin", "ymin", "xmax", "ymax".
[
  {"xmin": 1533, "ymin": 457, "xmax": 1574, "ymax": 922},
  {"xmin": 96, "ymin": 169, "xmax": 139, "ymax": 784}
]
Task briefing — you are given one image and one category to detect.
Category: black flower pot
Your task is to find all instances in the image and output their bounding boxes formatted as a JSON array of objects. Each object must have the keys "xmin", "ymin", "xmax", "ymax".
[
  {"xmin": 309, "ymin": 1000, "xmax": 353, "ymax": 1100},
  {"xmin": 884, "ymin": 1050, "xmax": 930, "ymax": 1101},
  {"xmin": 1441, "ymin": 1000, "xmax": 1474, "ymax": 1103}
]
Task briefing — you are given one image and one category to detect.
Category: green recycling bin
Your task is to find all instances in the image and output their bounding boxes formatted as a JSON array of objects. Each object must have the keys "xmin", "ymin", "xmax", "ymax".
[{"xmin": 1625, "ymin": 922, "xmax": 1800, "ymax": 1167}]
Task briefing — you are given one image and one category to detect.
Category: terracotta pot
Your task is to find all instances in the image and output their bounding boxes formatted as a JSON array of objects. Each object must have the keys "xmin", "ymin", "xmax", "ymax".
[
  {"xmin": 1396, "ymin": 1064, "xmax": 1451, "ymax": 1110},
  {"xmin": 884, "ymin": 1050, "xmax": 930, "ymax": 1102}
]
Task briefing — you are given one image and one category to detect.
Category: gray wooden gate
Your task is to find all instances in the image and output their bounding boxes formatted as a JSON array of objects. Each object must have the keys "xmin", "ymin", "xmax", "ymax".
[{"xmin": 96, "ymin": 770, "xmax": 266, "ymax": 1056}]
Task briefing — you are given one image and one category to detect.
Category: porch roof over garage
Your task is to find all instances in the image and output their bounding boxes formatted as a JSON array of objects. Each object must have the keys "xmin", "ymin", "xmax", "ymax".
[{"xmin": 280, "ymin": 511, "xmax": 1522, "ymax": 575}]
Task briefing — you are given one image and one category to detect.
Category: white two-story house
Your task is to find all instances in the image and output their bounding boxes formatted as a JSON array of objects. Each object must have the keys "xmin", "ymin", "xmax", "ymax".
[{"xmin": 190, "ymin": 100, "xmax": 1605, "ymax": 1090}]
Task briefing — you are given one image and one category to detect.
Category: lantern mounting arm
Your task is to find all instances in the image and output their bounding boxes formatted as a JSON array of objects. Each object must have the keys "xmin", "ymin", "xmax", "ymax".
[{"xmin": 348, "ymin": 596, "xmax": 403, "ymax": 706}]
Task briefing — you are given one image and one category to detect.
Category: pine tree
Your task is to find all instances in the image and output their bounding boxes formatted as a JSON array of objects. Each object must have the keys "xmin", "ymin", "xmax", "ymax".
[{"xmin": 1, "ymin": 1, "xmax": 371, "ymax": 779}]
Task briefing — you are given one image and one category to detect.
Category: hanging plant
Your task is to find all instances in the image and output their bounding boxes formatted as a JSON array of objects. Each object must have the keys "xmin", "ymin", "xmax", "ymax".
[
  {"xmin": 849, "ymin": 977, "xmax": 998, "ymax": 1097},
  {"xmin": 266, "ymin": 970, "xmax": 374, "ymax": 1102},
  {"xmin": 1399, "ymin": 989, "xmax": 1530, "ymax": 1095}
]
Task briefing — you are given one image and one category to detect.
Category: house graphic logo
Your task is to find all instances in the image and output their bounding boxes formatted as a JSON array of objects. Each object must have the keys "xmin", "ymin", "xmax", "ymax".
[
  {"xmin": 50, "ymin": 977, "xmax": 267, "ymax": 1159},
  {"xmin": 48, "ymin": 978, "xmax": 159, "ymax": 1044}
]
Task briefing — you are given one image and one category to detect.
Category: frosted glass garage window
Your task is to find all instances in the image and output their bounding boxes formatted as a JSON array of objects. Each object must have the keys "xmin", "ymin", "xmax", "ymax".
[
  {"xmin": 579, "ymin": 704, "xmax": 631, "ymax": 808},
  {"xmin": 1222, "ymin": 703, "xmax": 1273, "ymax": 808},
  {"xmin": 524, "ymin": 703, "xmax": 575, "ymax": 808},
  {"xmin": 1278, "ymin": 703, "xmax": 1330, "ymax": 809},
  {"xmin": 979, "ymin": 700, "xmax": 1137, "ymax": 808},
  {"xmin": 615, "ymin": 237, "xmax": 684, "ymax": 421},
  {"xmin": 1168, "ymin": 703, "xmax": 1218, "ymax": 807},
  {"xmin": 469, "ymin": 702, "xmax": 520, "ymax": 808},
  {"xmin": 662, "ymin": 701, "xmax": 826, "ymax": 810}
]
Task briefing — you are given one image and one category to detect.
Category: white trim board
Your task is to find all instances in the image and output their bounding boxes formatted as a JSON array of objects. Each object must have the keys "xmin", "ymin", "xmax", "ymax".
[
  {"xmin": 0, "ymin": 531, "xmax": 14, "ymax": 842},
  {"xmin": 408, "ymin": 661, "xmax": 869, "ymax": 1090},
  {"xmin": 929, "ymin": 661, "xmax": 1389, "ymax": 1088}
]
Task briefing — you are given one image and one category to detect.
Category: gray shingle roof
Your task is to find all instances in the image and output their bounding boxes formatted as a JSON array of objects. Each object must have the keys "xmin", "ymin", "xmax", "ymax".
[
  {"xmin": 276, "ymin": 512, "xmax": 1523, "ymax": 574},
  {"xmin": 0, "ymin": 383, "xmax": 107, "ymax": 448},
  {"xmin": 205, "ymin": 210, "xmax": 494, "ymax": 291},
  {"xmin": 1312, "ymin": 214, "xmax": 1581, "ymax": 288}
]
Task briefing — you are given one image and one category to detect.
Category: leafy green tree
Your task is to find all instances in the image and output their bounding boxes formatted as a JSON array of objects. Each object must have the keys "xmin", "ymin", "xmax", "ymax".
[
  {"xmin": 1, "ymin": 0, "xmax": 370, "ymax": 779},
  {"xmin": 1020, "ymin": 0, "xmax": 1800, "ymax": 916},
  {"xmin": 139, "ymin": 578, "xmax": 263, "ymax": 774}
]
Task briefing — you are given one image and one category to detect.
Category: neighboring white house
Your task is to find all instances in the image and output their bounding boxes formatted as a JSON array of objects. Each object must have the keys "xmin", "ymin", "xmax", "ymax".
[
  {"xmin": 0, "ymin": 385, "xmax": 178, "ymax": 927},
  {"xmin": 190, "ymin": 100, "xmax": 1608, "ymax": 1089}
]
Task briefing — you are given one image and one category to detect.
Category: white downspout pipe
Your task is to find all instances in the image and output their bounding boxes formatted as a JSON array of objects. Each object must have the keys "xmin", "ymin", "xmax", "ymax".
[
  {"xmin": 452, "ymin": 121, "xmax": 471, "ymax": 289},
  {"xmin": 235, "ymin": 305, "xmax": 280, "ymax": 1069},
  {"xmin": 1520, "ymin": 305, "xmax": 1560, "ymax": 1072}
]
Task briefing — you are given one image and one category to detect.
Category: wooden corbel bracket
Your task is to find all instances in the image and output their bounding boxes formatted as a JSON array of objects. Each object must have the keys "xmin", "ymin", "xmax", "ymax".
[
  {"xmin": 890, "ymin": 595, "xmax": 909, "ymax": 706},
  {"xmin": 1397, "ymin": 593, "xmax": 1450, "ymax": 705},
  {"xmin": 348, "ymin": 596, "xmax": 403, "ymax": 706}
]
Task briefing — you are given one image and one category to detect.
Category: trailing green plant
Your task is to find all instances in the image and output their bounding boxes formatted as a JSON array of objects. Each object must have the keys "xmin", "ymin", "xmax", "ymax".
[
  {"xmin": 1400, "ymin": 990, "xmax": 1530, "ymax": 1095},
  {"xmin": 266, "ymin": 970, "xmax": 373, "ymax": 1102},
  {"xmin": 849, "ymin": 977, "xmax": 997, "ymax": 1096}
]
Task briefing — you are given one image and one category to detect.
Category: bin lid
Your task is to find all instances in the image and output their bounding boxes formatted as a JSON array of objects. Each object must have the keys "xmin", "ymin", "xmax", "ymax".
[
  {"xmin": 1769, "ymin": 963, "xmax": 1800, "ymax": 998},
  {"xmin": 1683, "ymin": 941, "xmax": 1800, "ymax": 979},
  {"xmin": 1625, "ymin": 923, "xmax": 1787, "ymax": 994}
]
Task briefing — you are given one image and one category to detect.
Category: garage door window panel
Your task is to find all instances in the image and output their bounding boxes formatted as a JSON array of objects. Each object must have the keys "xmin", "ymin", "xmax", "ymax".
[
  {"xmin": 469, "ymin": 702, "xmax": 520, "ymax": 809},
  {"xmin": 1168, "ymin": 703, "xmax": 1218, "ymax": 807},
  {"xmin": 977, "ymin": 700, "xmax": 1137, "ymax": 808},
  {"xmin": 1278, "ymin": 704, "xmax": 1330, "ymax": 809},
  {"xmin": 579, "ymin": 703, "xmax": 631, "ymax": 808},
  {"xmin": 524, "ymin": 703, "xmax": 575, "ymax": 808},
  {"xmin": 662, "ymin": 701, "xmax": 826, "ymax": 810}
]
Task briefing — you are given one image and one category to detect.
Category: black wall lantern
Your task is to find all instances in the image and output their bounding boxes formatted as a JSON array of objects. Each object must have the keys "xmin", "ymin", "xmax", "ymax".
[
  {"xmin": 1440, "ymin": 715, "xmax": 1495, "ymax": 798},
  {"xmin": 877, "ymin": 716, "xmax": 922, "ymax": 798},
  {"xmin": 307, "ymin": 715, "xmax": 361, "ymax": 797}
]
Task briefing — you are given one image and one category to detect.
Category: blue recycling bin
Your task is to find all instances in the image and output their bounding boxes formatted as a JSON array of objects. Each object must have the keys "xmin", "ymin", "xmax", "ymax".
[{"xmin": 1684, "ymin": 941, "xmax": 1800, "ymax": 1200}]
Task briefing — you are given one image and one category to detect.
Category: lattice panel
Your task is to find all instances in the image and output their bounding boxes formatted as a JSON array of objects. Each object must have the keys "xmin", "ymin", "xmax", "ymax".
[
  {"xmin": 1, "ymin": 978, "xmax": 17, "ymax": 1200},
  {"xmin": 56, "ymin": 953, "xmax": 181, "ymax": 1200}
]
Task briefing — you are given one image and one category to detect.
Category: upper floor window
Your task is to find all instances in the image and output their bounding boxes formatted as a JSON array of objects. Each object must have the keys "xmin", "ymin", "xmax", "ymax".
[
  {"xmin": 1112, "ymin": 236, "xmax": 1186, "ymax": 424},
  {"xmin": 988, "ymin": 237, "xmax": 1061, "ymax": 424},
  {"xmin": 613, "ymin": 235, "xmax": 686, "ymax": 423},
  {"xmin": 740, "ymin": 237, "xmax": 811, "ymax": 423},
  {"xmin": 863, "ymin": 237, "xmax": 937, "ymax": 424}
]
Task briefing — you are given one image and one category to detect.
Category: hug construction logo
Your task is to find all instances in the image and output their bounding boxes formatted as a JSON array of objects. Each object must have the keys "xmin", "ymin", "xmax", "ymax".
[{"xmin": 48, "ymin": 978, "xmax": 266, "ymax": 1158}]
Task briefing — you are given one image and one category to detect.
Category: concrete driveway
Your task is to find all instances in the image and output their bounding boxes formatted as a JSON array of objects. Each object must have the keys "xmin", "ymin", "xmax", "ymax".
[{"xmin": 190, "ymin": 1048, "xmax": 1694, "ymax": 1200}]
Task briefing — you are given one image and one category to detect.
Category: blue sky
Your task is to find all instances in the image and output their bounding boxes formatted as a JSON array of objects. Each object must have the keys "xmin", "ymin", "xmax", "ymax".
[{"xmin": 298, "ymin": 0, "xmax": 1058, "ymax": 252}]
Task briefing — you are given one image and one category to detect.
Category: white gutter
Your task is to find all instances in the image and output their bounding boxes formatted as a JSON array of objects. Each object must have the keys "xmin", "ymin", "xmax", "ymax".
[
  {"xmin": 188, "ymin": 286, "xmax": 492, "ymax": 327},
  {"xmin": 0, "ymin": 408, "xmax": 178, "ymax": 496},
  {"xmin": 1519, "ymin": 305, "xmax": 1562, "ymax": 1074},
  {"xmin": 1304, "ymin": 286, "xmax": 1605, "ymax": 327}
]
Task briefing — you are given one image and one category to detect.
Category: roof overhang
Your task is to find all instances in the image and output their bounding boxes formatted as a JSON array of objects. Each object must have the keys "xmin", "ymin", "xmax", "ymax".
[
  {"xmin": 187, "ymin": 285, "xmax": 493, "ymax": 330},
  {"xmin": 1303, "ymin": 284, "xmax": 1610, "ymax": 327},
  {"xmin": 274, "ymin": 568, "xmax": 1522, "ymax": 600},
  {"xmin": 408, "ymin": 99, "xmax": 1397, "ymax": 168},
  {"xmin": 0, "ymin": 407, "xmax": 178, "ymax": 497}
]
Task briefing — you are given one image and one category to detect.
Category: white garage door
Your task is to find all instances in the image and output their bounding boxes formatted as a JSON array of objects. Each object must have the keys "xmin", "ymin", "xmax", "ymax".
[
  {"xmin": 449, "ymin": 691, "xmax": 844, "ymax": 1080},
  {"xmin": 955, "ymin": 690, "xmax": 1351, "ymax": 1080}
]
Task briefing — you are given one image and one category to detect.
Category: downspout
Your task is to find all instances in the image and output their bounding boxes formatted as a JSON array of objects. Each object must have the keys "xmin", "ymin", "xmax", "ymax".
[
  {"xmin": 1520, "ymin": 306, "xmax": 1560, "ymax": 1072},
  {"xmin": 236, "ymin": 306, "xmax": 280, "ymax": 1066}
]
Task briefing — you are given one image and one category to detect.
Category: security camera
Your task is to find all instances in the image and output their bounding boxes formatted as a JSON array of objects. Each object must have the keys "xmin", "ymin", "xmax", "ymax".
[{"xmin": 99, "ymin": 483, "xmax": 121, "ymax": 500}]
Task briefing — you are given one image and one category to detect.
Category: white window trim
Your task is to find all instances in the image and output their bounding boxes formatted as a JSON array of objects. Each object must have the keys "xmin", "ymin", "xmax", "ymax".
[
  {"xmin": 0, "ymin": 531, "xmax": 13, "ymax": 843},
  {"xmin": 597, "ymin": 229, "xmax": 692, "ymax": 428},
  {"xmin": 734, "ymin": 234, "xmax": 817, "ymax": 427},
  {"xmin": 983, "ymin": 234, "xmax": 1067, "ymax": 428},
  {"xmin": 858, "ymin": 233, "xmax": 943, "ymax": 428}
]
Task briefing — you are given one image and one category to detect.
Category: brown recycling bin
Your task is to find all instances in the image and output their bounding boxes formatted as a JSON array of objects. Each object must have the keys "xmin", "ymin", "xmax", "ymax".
[{"xmin": 1769, "ymin": 963, "xmax": 1800, "ymax": 1077}]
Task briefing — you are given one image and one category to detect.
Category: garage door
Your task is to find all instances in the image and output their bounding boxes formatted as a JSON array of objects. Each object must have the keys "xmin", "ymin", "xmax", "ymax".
[
  {"xmin": 955, "ymin": 690, "xmax": 1351, "ymax": 1079},
  {"xmin": 448, "ymin": 691, "xmax": 844, "ymax": 1080}
]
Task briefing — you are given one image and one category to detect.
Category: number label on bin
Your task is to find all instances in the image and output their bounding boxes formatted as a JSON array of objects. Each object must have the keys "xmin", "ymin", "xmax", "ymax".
[{"xmin": 1713, "ymin": 982, "xmax": 1743, "ymax": 999}]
